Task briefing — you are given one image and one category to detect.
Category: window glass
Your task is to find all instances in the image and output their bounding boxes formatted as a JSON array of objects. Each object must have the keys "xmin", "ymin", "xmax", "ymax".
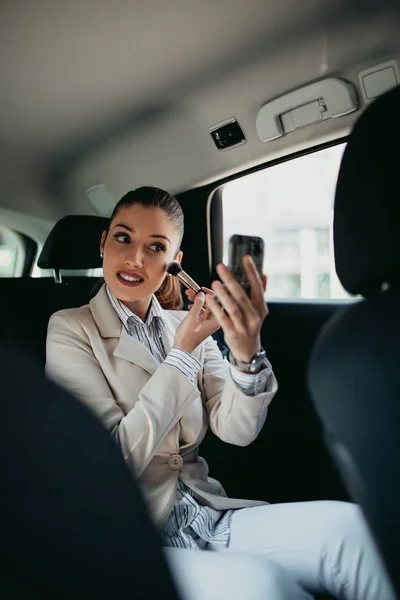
[
  {"xmin": 222, "ymin": 143, "xmax": 349, "ymax": 300},
  {"xmin": 0, "ymin": 228, "xmax": 19, "ymax": 277}
]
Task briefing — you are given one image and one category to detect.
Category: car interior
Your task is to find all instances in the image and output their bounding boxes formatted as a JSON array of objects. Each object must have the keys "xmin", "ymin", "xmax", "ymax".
[{"xmin": 1, "ymin": 1, "xmax": 399, "ymax": 598}]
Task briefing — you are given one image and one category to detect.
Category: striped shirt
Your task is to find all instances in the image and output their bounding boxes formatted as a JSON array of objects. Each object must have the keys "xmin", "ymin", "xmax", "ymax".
[{"xmin": 106, "ymin": 286, "xmax": 271, "ymax": 549}]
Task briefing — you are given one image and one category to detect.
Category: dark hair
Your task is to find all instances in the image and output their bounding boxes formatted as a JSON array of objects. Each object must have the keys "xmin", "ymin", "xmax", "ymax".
[{"xmin": 94, "ymin": 186, "xmax": 184, "ymax": 310}]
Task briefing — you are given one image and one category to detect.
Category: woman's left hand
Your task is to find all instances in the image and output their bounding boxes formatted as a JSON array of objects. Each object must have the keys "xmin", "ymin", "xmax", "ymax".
[{"xmin": 205, "ymin": 256, "xmax": 269, "ymax": 363}]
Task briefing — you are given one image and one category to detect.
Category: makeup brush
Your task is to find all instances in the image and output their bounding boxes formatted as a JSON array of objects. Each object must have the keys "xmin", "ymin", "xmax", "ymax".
[{"xmin": 166, "ymin": 261, "xmax": 201, "ymax": 294}]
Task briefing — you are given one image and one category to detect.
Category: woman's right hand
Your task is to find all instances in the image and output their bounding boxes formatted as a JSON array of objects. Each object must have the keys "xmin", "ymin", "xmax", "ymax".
[{"xmin": 174, "ymin": 291, "xmax": 220, "ymax": 355}]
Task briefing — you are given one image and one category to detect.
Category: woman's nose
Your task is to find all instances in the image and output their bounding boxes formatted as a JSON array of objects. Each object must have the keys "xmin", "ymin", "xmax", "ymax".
[{"xmin": 125, "ymin": 246, "xmax": 143, "ymax": 268}]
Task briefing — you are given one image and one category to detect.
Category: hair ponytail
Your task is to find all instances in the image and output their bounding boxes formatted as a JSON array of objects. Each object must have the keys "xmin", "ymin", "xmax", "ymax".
[{"xmin": 156, "ymin": 274, "xmax": 183, "ymax": 310}]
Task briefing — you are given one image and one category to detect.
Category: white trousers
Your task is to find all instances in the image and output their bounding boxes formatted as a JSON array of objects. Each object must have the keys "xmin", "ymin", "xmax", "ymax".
[
  {"xmin": 216, "ymin": 501, "xmax": 395, "ymax": 600},
  {"xmin": 164, "ymin": 546, "xmax": 313, "ymax": 600},
  {"xmin": 164, "ymin": 501, "xmax": 395, "ymax": 600}
]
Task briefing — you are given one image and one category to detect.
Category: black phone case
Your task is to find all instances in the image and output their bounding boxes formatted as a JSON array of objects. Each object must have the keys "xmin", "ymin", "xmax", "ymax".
[{"xmin": 228, "ymin": 234, "xmax": 264, "ymax": 295}]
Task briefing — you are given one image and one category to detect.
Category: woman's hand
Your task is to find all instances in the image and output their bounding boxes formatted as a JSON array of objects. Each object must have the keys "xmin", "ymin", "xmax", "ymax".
[
  {"xmin": 174, "ymin": 291, "xmax": 220, "ymax": 355},
  {"xmin": 206, "ymin": 256, "xmax": 269, "ymax": 363}
]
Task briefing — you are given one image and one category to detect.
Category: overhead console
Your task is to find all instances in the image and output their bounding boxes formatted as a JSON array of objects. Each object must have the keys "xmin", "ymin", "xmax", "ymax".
[{"xmin": 256, "ymin": 61, "xmax": 400, "ymax": 143}]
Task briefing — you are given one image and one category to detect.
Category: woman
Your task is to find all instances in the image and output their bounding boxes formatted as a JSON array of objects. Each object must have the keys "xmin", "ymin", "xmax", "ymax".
[{"xmin": 46, "ymin": 187, "xmax": 394, "ymax": 600}]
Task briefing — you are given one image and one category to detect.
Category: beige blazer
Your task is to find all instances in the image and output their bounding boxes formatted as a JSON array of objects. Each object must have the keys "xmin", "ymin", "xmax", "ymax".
[{"xmin": 46, "ymin": 285, "xmax": 278, "ymax": 526}]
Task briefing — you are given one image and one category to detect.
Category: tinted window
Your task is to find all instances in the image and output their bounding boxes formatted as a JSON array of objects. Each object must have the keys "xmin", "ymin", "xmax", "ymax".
[
  {"xmin": 222, "ymin": 143, "xmax": 349, "ymax": 300},
  {"xmin": 0, "ymin": 228, "xmax": 19, "ymax": 277}
]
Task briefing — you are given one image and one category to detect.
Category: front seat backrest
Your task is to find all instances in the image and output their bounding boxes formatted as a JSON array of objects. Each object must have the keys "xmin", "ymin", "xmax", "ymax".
[
  {"xmin": 308, "ymin": 85, "xmax": 400, "ymax": 597},
  {"xmin": 1, "ymin": 342, "xmax": 180, "ymax": 599}
]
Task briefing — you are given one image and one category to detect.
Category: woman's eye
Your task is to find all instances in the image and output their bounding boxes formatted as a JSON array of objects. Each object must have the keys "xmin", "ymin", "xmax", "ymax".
[
  {"xmin": 114, "ymin": 233, "xmax": 130, "ymax": 243},
  {"xmin": 149, "ymin": 243, "xmax": 165, "ymax": 253}
]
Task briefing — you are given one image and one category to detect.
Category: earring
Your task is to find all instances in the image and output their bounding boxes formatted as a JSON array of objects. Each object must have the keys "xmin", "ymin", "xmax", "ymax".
[{"xmin": 100, "ymin": 253, "xmax": 103, "ymax": 259}]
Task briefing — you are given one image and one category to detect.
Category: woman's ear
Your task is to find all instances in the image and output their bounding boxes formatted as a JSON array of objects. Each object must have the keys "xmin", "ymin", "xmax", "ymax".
[
  {"xmin": 176, "ymin": 250, "xmax": 183, "ymax": 263},
  {"xmin": 261, "ymin": 274, "xmax": 267, "ymax": 294},
  {"xmin": 100, "ymin": 231, "xmax": 107, "ymax": 255}
]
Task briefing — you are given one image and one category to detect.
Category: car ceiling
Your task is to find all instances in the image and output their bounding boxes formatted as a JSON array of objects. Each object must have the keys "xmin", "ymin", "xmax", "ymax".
[{"xmin": 0, "ymin": 0, "xmax": 399, "ymax": 220}]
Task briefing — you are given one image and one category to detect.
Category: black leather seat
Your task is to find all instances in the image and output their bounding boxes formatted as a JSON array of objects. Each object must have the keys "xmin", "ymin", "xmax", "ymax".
[
  {"xmin": 1, "ymin": 342, "xmax": 180, "ymax": 599},
  {"xmin": 0, "ymin": 215, "xmax": 107, "ymax": 366},
  {"xmin": 308, "ymin": 86, "xmax": 400, "ymax": 597}
]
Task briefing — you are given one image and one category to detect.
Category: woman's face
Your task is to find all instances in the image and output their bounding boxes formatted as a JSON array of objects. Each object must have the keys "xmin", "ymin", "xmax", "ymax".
[{"xmin": 100, "ymin": 204, "xmax": 182, "ymax": 311}]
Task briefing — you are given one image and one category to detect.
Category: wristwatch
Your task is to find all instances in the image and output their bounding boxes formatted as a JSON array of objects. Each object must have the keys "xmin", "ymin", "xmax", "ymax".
[{"xmin": 228, "ymin": 348, "xmax": 267, "ymax": 373}]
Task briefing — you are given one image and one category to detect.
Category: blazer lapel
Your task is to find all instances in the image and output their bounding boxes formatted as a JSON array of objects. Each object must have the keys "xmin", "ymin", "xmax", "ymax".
[
  {"xmin": 113, "ymin": 329, "xmax": 159, "ymax": 375},
  {"xmin": 89, "ymin": 285, "xmax": 159, "ymax": 376},
  {"xmin": 90, "ymin": 286, "xmax": 202, "ymax": 374},
  {"xmin": 161, "ymin": 315, "xmax": 176, "ymax": 356}
]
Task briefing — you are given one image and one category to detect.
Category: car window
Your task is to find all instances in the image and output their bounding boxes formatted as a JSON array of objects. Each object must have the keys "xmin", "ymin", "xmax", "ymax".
[
  {"xmin": 222, "ymin": 143, "xmax": 350, "ymax": 300},
  {"xmin": 0, "ymin": 227, "xmax": 19, "ymax": 277}
]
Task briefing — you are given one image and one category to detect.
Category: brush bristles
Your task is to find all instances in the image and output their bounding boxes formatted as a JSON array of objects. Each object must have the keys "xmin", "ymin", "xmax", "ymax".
[{"xmin": 166, "ymin": 260, "xmax": 183, "ymax": 277}]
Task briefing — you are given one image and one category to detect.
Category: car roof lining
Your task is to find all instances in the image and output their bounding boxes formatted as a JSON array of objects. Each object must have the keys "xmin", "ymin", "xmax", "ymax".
[{"xmin": 0, "ymin": 0, "xmax": 399, "ymax": 220}]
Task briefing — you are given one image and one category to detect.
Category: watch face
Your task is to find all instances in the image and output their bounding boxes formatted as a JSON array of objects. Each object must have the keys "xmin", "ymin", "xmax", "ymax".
[
  {"xmin": 229, "ymin": 349, "xmax": 266, "ymax": 372},
  {"xmin": 249, "ymin": 349, "xmax": 266, "ymax": 371}
]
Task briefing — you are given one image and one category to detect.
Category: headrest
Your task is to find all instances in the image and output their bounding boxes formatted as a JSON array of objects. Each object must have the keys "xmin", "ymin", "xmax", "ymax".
[
  {"xmin": 37, "ymin": 215, "xmax": 108, "ymax": 270},
  {"xmin": 334, "ymin": 85, "xmax": 400, "ymax": 297}
]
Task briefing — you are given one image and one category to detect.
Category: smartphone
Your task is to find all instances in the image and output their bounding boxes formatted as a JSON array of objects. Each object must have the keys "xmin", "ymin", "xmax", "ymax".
[{"xmin": 228, "ymin": 234, "xmax": 265, "ymax": 296}]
